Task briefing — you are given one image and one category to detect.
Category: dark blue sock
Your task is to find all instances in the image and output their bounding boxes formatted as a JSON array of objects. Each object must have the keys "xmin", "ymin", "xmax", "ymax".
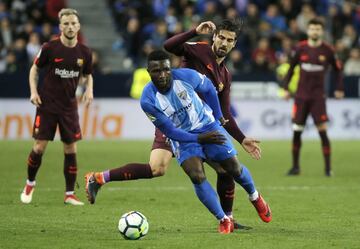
[
  {"xmin": 194, "ymin": 180, "xmax": 225, "ymax": 220},
  {"xmin": 233, "ymin": 164, "xmax": 256, "ymax": 195}
]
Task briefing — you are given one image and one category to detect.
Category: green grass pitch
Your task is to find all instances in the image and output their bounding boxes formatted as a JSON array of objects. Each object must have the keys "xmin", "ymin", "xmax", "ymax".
[{"xmin": 0, "ymin": 140, "xmax": 359, "ymax": 249}]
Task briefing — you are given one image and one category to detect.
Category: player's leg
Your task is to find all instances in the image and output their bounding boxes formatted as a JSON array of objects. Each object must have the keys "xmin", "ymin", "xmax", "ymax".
[
  {"xmin": 85, "ymin": 128, "xmax": 172, "ymax": 204},
  {"xmin": 203, "ymin": 125, "xmax": 271, "ymax": 223},
  {"xmin": 21, "ymin": 109, "xmax": 56, "ymax": 204},
  {"xmin": 219, "ymin": 157, "xmax": 272, "ymax": 223},
  {"xmin": 311, "ymin": 98, "xmax": 331, "ymax": 176},
  {"xmin": 181, "ymin": 157, "xmax": 232, "ymax": 234},
  {"xmin": 59, "ymin": 111, "xmax": 83, "ymax": 205},
  {"xmin": 287, "ymin": 98, "xmax": 308, "ymax": 175},
  {"xmin": 206, "ymin": 160, "xmax": 251, "ymax": 230}
]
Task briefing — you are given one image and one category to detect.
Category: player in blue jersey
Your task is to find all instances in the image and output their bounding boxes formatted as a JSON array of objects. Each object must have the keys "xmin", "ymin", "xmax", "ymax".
[{"xmin": 86, "ymin": 50, "xmax": 271, "ymax": 233}]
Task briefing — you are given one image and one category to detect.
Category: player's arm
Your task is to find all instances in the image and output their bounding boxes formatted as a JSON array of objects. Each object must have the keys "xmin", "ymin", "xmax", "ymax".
[
  {"xmin": 194, "ymin": 74, "xmax": 225, "ymax": 122},
  {"xmin": 81, "ymin": 74, "xmax": 94, "ymax": 106},
  {"xmin": 282, "ymin": 47, "xmax": 300, "ymax": 100},
  {"xmin": 164, "ymin": 21, "xmax": 216, "ymax": 56},
  {"xmin": 29, "ymin": 63, "xmax": 42, "ymax": 107},
  {"xmin": 219, "ymin": 86, "xmax": 261, "ymax": 160},
  {"xmin": 329, "ymin": 51, "xmax": 345, "ymax": 99},
  {"xmin": 140, "ymin": 97, "xmax": 225, "ymax": 144}
]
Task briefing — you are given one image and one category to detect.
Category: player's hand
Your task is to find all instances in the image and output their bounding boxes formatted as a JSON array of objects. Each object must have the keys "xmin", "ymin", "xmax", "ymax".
[
  {"xmin": 196, "ymin": 21, "xmax": 216, "ymax": 35},
  {"xmin": 198, "ymin": 131, "xmax": 226, "ymax": 144},
  {"xmin": 30, "ymin": 92, "xmax": 42, "ymax": 107},
  {"xmin": 241, "ymin": 137, "xmax": 261, "ymax": 160},
  {"xmin": 219, "ymin": 117, "xmax": 229, "ymax": 126},
  {"xmin": 334, "ymin": 90, "xmax": 344, "ymax": 99},
  {"xmin": 82, "ymin": 89, "xmax": 93, "ymax": 107},
  {"xmin": 283, "ymin": 90, "xmax": 291, "ymax": 100}
]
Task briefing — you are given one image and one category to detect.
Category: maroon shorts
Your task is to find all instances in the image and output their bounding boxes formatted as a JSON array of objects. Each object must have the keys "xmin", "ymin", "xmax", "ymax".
[
  {"xmin": 292, "ymin": 98, "xmax": 328, "ymax": 125},
  {"xmin": 32, "ymin": 108, "xmax": 82, "ymax": 144},
  {"xmin": 151, "ymin": 128, "xmax": 173, "ymax": 152}
]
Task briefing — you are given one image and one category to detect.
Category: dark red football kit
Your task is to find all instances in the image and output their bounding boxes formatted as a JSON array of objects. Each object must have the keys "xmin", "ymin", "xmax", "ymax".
[
  {"xmin": 33, "ymin": 38, "xmax": 92, "ymax": 143},
  {"xmin": 284, "ymin": 40, "xmax": 343, "ymax": 125}
]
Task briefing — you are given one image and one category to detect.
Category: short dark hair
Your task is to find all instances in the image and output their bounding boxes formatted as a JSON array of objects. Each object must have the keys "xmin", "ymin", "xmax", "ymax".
[
  {"xmin": 308, "ymin": 18, "xmax": 324, "ymax": 28},
  {"xmin": 147, "ymin": 50, "xmax": 170, "ymax": 63},
  {"xmin": 215, "ymin": 19, "xmax": 243, "ymax": 37}
]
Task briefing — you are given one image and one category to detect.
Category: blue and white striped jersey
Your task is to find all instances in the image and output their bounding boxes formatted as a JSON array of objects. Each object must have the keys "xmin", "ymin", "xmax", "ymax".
[{"xmin": 140, "ymin": 68, "xmax": 222, "ymax": 134}]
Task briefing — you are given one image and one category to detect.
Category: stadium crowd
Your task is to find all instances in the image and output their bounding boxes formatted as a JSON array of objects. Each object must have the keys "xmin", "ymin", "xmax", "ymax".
[{"xmin": 1, "ymin": 0, "xmax": 360, "ymax": 76}]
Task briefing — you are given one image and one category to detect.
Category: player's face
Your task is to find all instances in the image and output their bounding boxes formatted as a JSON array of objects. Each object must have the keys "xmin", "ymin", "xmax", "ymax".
[
  {"xmin": 212, "ymin": 30, "xmax": 237, "ymax": 58},
  {"xmin": 307, "ymin": 24, "xmax": 323, "ymax": 42},
  {"xmin": 59, "ymin": 14, "xmax": 80, "ymax": 40},
  {"xmin": 148, "ymin": 59, "xmax": 172, "ymax": 93}
]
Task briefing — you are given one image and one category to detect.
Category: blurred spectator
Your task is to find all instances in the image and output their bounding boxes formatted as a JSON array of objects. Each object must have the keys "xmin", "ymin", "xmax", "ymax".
[
  {"xmin": 0, "ymin": 18, "xmax": 13, "ymax": 49},
  {"xmin": 334, "ymin": 39, "xmax": 350, "ymax": 63},
  {"xmin": 344, "ymin": 47, "xmax": 360, "ymax": 76},
  {"xmin": 251, "ymin": 37, "xmax": 277, "ymax": 72},
  {"xmin": 148, "ymin": 19, "xmax": 168, "ymax": 48},
  {"xmin": 40, "ymin": 22, "xmax": 55, "ymax": 43},
  {"xmin": 296, "ymin": 4, "xmax": 316, "ymax": 33},
  {"xmin": 26, "ymin": 32, "xmax": 41, "ymax": 63},
  {"xmin": 5, "ymin": 51, "xmax": 17, "ymax": 73},
  {"xmin": 46, "ymin": 0, "xmax": 67, "ymax": 24},
  {"xmin": 286, "ymin": 18, "xmax": 306, "ymax": 41},
  {"xmin": 339, "ymin": 24, "xmax": 358, "ymax": 49},
  {"xmin": 279, "ymin": 0, "xmax": 299, "ymax": 23},
  {"xmin": 227, "ymin": 49, "xmax": 250, "ymax": 73}
]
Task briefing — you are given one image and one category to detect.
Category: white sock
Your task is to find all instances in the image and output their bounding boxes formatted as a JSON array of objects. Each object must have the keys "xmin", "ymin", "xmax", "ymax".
[
  {"xmin": 249, "ymin": 190, "xmax": 259, "ymax": 201},
  {"xmin": 65, "ymin": 191, "xmax": 74, "ymax": 196},
  {"xmin": 220, "ymin": 215, "xmax": 230, "ymax": 222},
  {"xmin": 26, "ymin": 180, "xmax": 36, "ymax": 186}
]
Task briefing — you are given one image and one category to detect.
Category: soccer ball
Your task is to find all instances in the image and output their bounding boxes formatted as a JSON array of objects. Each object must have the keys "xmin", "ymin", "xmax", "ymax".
[{"xmin": 118, "ymin": 211, "xmax": 149, "ymax": 240}]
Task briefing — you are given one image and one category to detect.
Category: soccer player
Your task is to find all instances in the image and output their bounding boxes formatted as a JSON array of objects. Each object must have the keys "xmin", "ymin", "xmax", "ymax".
[
  {"xmin": 283, "ymin": 18, "xmax": 344, "ymax": 176},
  {"xmin": 85, "ymin": 20, "xmax": 268, "ymax": 228},
  {"xmin": 87, "ymin": 50, "xmax": 271, "ymax": 233},
  {"xmin": 20, "ymin": 8, "xmax": 93, "ymax": 205}
]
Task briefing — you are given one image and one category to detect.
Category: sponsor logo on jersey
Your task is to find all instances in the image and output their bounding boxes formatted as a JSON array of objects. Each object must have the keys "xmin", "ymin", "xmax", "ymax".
[
  {"xmin": 145, "ymin": 112, "xmax": 156, "ymax": 122},
  {"xmin": 55, "ymin": 68, "xmax": 80, "ymax": 78},
  {"xmin": 77, "ymin": 58, "xmax": 84, "ymax": 66},
  {"xmin": 218, "ymin": 82, "xmax": 224, "ymax": 92},
  {"xmin": 177, "ymin": 90, "xmax": 187, "ymax": 100},
  {"xmin": 319, "ymin": 55, "xmax": 326, "ymax": 62},
  {"xmin": 301, "ymin": 63, "xmax": 324, "ymax": 72}
]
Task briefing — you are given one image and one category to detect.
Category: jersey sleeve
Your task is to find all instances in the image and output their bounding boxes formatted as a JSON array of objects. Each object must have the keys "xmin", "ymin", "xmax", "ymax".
[
  {"xmin": 283, "ymin": 46, "xmax": 300, "ymax": 90},
  {"xmin": 328, "ymin": 47, "xmax": 344, "ymax": 91},
  {"xmin": 34, "ymin": 42, "xmax": 50, "ymax": 68},
  {"xmin": 163, "ymin": 29, "xmax": 197, "ymax": 56},
  {"xmin": 83, "ymin": 47, "xmax": 93, "ymax": 75}
]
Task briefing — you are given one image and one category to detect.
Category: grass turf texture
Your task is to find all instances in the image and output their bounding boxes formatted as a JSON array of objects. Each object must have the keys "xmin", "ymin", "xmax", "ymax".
[{"xmin": 0, "ymin": 140, "xmax": 359, "ymax": 249}]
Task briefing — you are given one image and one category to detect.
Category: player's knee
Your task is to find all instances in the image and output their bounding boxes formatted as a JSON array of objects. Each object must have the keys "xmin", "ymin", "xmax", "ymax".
[
  {"xmin": 189, "ymin": 172, "xmax": 206, "ymax": 185},
  {"xmin": 33, "ymin": 141, "xmax": 47, "ymax": 154},
  {"xmin": 150, "ymin": 162, "xmax": 169, "ymax": 177},
  {"xmin": 63, "ymin": 142, "xmax": 77, "ymax": 154},
  {"xmin": 293, "ymin": 123, "xmax": 304, "ymax": 132}
]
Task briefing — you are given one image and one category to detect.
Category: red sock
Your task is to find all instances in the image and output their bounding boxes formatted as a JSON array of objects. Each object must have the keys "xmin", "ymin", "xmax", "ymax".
[
  {"xmin": 109, "ymin": 163, "xmax": 153, "ymax": 181},
  {"xmin": 27, "ymin": 150, "xmax": 43, "ymax": 181},
  {"xmin": 217, "ymin": 173, "xmax": 235, "ymax": 215},
  {"xmin": 64, "ymin": 153, "xmax": 77, "ymax": 192}
]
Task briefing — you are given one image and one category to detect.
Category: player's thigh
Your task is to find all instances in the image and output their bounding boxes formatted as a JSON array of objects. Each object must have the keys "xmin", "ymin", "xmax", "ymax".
[
  {"xmin": 32, "ymin": 108, "xmax": 58, "ymax": 141},
  {"xmin": 58, "ymin": 111, "xmax": 81, "ymax": 144},
  {"xmin": 149, "ymin": 148, "xmax": 172, "ymax": 174},
  {"xmin": 292, "ymin": 98, "xmax": 310, "ymax": 125},
  {"xmin": 310, "ymin": 98, "xmax": 328, "ymax": 125},
  {"xmin": 203, "ymin": 126, "xmax": 237, "ymax": 162},
  {"xmin": 205, "ymin": 159, "xmax": 227, "ymax": 174}
]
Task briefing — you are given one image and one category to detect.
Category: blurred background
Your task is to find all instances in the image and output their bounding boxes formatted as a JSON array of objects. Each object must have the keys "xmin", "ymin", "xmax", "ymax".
[{"xmin": 0, "ymin": 0, "xmax": 359, "ymax": 140}]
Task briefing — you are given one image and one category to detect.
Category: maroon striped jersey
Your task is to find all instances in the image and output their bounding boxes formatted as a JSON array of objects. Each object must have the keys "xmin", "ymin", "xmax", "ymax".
[
  {"xmin": 34, "ymin": 38, "xmax": 92, "ymax": 113},
  {"xmin": 284, "ymin": 40, "xmax": 343, "ymax": 99},
  {"xmin": 164, "ymin": 29, "xmax": 245, "ymax": 143}
]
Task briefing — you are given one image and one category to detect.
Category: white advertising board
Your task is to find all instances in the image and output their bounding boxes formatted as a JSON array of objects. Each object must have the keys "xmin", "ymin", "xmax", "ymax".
[{"xmin": 0, "ymin": 99, "xmax": 359, "ymax": 140}]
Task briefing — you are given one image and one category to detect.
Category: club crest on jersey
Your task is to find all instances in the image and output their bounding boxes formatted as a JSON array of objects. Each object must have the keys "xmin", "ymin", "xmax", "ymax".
[
  {"xmin": 77, "ymin": 58, "xmax": 84, "ymax": 67},
  {"xmin": 177, "ymin": 90, "xmax": 187, "ymax": 100},
  {"xmin": 319, "ymin": 55, "xmax": 326, "ymax": 62},
  {"xmin": 218, "ymin": 82, "xmax": 224, "ymax": 92}
]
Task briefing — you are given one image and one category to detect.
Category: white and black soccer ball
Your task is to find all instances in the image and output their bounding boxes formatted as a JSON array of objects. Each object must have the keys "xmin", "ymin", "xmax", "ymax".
[{"xmin": 118, "ymin": 211, "xmax": 149, "ymax": 240}]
